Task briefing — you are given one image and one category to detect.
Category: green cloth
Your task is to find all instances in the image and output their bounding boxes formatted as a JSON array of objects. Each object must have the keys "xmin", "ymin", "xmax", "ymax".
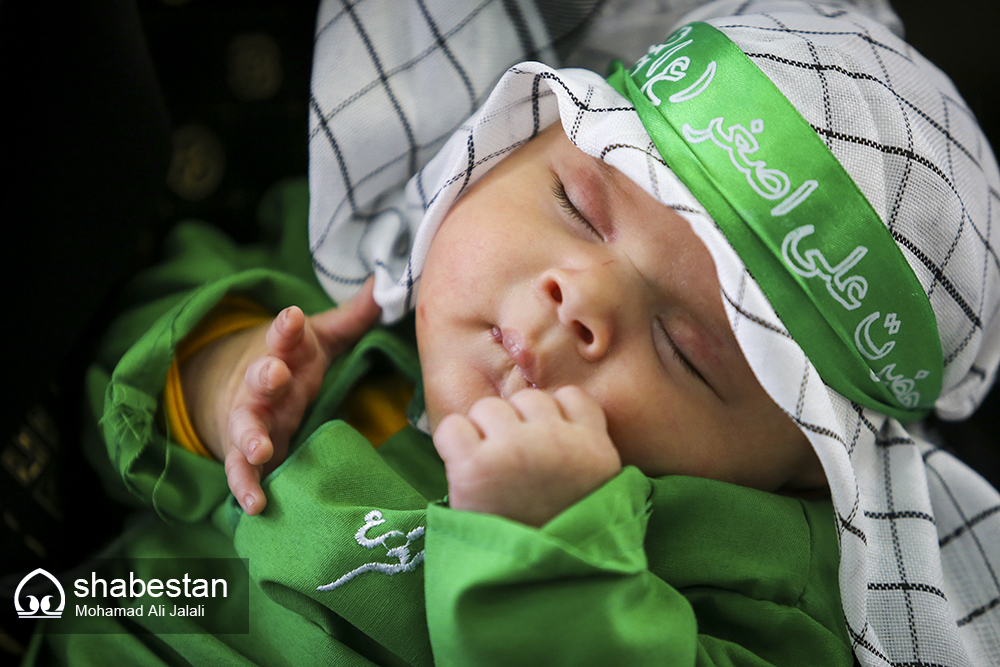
[{"xmin": 26, "ymin": 180, "xmax": 851, "ymax": 666}]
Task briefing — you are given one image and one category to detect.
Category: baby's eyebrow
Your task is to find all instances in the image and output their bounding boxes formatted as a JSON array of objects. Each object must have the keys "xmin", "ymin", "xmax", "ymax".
[
  {"xmin": 591, "ymin": 156, "xmax": 618, "ymax": 184},
  {"xmin": 587, "ymin": 154, "xmax": 630, "ymax": 211}
]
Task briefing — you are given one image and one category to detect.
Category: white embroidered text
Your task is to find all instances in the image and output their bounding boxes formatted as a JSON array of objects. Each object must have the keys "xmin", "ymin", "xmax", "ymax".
[{"xmin": 317, "ymin": 510, "xmax": 425, "ymax": 591}]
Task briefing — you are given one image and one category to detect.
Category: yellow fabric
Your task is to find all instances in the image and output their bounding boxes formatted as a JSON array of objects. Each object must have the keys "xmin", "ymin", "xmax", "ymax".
[
  {"xmin": 164, "ymin": 296, "xmax": 414, "ymax": 457},
  {"xmin": 164, "ymin": 360, "xmax": 213, "ymax": 458},
  {"xmin": 341, "ymin": 374, "xmax": 414, "ymax": 448},
  {"xmin": 176, "ymin": 296, "xmax": 274, "ymax": 363},
  {"xmin": 165, "ymin": 296, "xmax": 273, "ymax": 458}
]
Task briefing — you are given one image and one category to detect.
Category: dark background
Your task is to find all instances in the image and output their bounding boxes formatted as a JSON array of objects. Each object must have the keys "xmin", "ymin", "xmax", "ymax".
[{"xmin": 0, "ymin": 0, "xmax": 997, "ymax": 658}]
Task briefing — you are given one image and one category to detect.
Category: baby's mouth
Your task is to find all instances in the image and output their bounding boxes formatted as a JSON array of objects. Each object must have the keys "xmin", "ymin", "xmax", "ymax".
[{"xmin": 492, "ymin": 325, "xmax": 540, "ymax": 395}]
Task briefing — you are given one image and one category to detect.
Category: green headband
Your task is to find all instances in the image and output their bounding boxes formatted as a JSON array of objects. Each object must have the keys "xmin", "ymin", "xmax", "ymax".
[{"xmin": 607, "ymin": 22, "xmax": 942, "ymax": 420}]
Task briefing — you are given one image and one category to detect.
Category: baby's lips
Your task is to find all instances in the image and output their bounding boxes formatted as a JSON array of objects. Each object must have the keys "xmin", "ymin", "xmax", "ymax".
[{"xmin": 496, "ymin": 326, "xmax": 542, "ymax": 387}]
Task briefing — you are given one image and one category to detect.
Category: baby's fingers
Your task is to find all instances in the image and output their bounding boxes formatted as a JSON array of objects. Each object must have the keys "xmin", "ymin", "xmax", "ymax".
[
  {"xmin": 467, "ymin": 396, "xmax": 521, "ymax": 435},
  {"xmin": 311, "ymin": 278, "xmax": 382, "ymax": 357},
  {"xmin": 244, "ymin": 355, "xmax": 291, "ymax": 401},
  {"xmin": 266, "ymin": 306, "xmax": 307, "ymax": 358},
  {"xmin": 228, "ymin": 404, "xmax": 275, "ymax": 468},
  {"xmin": 224, "ymin": 448, "xmax": 267, "ymax": 515},
  {"xmin": 432, "ymin": 413, "xmax": 482, "ymax": 464},
  {"xmin": 509, "ymin": 388, "xmax": 561, "ymax": 421},
  {"xmin": 553, "ymin": 386, "xmax": 607, "ymax": 430}
]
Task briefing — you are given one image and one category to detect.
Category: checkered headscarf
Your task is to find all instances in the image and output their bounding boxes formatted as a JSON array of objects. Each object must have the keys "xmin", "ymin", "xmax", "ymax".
[{"xmin": 308, "ymin": 1, "xmax": 1000, "ymax": 664}]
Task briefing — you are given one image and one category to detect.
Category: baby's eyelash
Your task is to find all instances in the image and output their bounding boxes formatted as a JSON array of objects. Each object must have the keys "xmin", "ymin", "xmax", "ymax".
[
  {"xmin": 655, "ymin": 319, "xmax": 708, "ymax": 384},
  {"xmin": 551, "ymin": 176, "xmax": 601, "ymax": 238}
]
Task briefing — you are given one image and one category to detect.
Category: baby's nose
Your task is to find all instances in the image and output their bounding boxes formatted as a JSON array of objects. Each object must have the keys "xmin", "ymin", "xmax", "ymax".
[{"xmin": 539, "ymin": 268, "xmax": 615, "ymax": 362}]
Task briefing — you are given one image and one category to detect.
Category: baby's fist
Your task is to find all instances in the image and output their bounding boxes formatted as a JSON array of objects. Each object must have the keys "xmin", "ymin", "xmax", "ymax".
[{"xmin": 433, "ymin": 386, "xmax": 622, "ymax": 527}]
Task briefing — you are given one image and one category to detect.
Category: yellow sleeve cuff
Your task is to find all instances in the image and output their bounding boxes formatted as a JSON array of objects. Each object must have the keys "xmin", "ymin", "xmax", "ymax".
[
  {"xmin": 164, "ymin": 296, "xmax": 272, "ymax": 458},
  {"xmin": 164, "ymin": 358, "xmax": 214, "ymax": 458}
]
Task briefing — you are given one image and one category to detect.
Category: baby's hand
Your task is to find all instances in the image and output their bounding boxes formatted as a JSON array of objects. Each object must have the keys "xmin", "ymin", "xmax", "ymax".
[
  {"xmin": 181, "ymin": 280, "xmax": 380, "ymax": 515},
  {"xmin": 433, "ymin": 387, "xmax": 622, "ymax": 527}
]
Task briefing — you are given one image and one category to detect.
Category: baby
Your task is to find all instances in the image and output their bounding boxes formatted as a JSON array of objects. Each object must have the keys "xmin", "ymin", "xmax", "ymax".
[
  {"xmin": 46, "ymin": 1, "xmax": 1000, "ymax": 666},
  {"xmin": 183, "ymin": 119, "xmax": 826, "ymax": 525}
]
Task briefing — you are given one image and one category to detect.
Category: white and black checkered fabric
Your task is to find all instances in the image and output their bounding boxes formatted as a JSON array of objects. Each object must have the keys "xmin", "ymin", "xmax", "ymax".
[{"xmin": 308, "ymin": 1, "xmax": 1000, "ymax": 665}]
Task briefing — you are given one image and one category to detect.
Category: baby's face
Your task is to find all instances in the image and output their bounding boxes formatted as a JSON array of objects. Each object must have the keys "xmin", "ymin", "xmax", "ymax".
[{"xmin": 416, "ymin": 123, "xmax": 824, "ymax": 493}]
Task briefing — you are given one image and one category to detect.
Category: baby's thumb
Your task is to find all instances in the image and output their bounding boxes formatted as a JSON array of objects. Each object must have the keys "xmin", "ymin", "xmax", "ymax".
[{"xmin": 311, "ymin": 277, "xmax": 381, "ymax": 355}]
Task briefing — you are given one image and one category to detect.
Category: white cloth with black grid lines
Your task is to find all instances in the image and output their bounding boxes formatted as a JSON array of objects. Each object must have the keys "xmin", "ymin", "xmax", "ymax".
[{"xmin": 308, "ymin": 1, "xmax": 1000, "ymax": 665}]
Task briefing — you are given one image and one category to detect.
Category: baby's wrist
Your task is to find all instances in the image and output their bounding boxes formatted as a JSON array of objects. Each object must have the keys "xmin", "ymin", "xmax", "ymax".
[
  {"xmin": 177, "ymin": 321, "xmax": 270, "ymax": 459},
  {"xmin": 163, "ymin": 297, "xmax": 273, "ymax": 458}
]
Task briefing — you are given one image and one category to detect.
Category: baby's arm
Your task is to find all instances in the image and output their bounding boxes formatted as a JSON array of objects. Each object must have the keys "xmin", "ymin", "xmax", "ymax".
[
  {"xmin": 180, "ymin": 280, "xmax": 381, "ymax": 515},
  {"xmin": 433, "ymin": 387, "xmax": 622, "ymax": 526}
]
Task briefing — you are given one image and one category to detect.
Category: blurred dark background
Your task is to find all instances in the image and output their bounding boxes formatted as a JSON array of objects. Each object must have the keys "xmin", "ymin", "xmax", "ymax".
[
  {"xmin": 0, "ymin": 0, "xmax": 321, "ymax": 655},
  {"xmin": 0, "ymin": 0, "xmax": 997, "ymax": 658}
]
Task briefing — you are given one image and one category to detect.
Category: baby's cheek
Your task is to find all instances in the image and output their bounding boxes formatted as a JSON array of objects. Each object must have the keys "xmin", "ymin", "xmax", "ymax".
[{"xmin": 592, "ymin": 386, "xmax": 672, "ymax": 474}]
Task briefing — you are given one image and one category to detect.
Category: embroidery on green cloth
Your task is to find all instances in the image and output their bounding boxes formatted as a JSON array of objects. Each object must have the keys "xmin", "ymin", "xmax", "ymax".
[{"xmin": 318, "ymin": 510, "xmax": 425, "ymax": 590}]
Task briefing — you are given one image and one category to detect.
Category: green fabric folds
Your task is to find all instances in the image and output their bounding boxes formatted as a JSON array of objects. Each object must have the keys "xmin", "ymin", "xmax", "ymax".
[{"xmin": 426, "ymin": 470, "xmax": 851, "ymax": 666}]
